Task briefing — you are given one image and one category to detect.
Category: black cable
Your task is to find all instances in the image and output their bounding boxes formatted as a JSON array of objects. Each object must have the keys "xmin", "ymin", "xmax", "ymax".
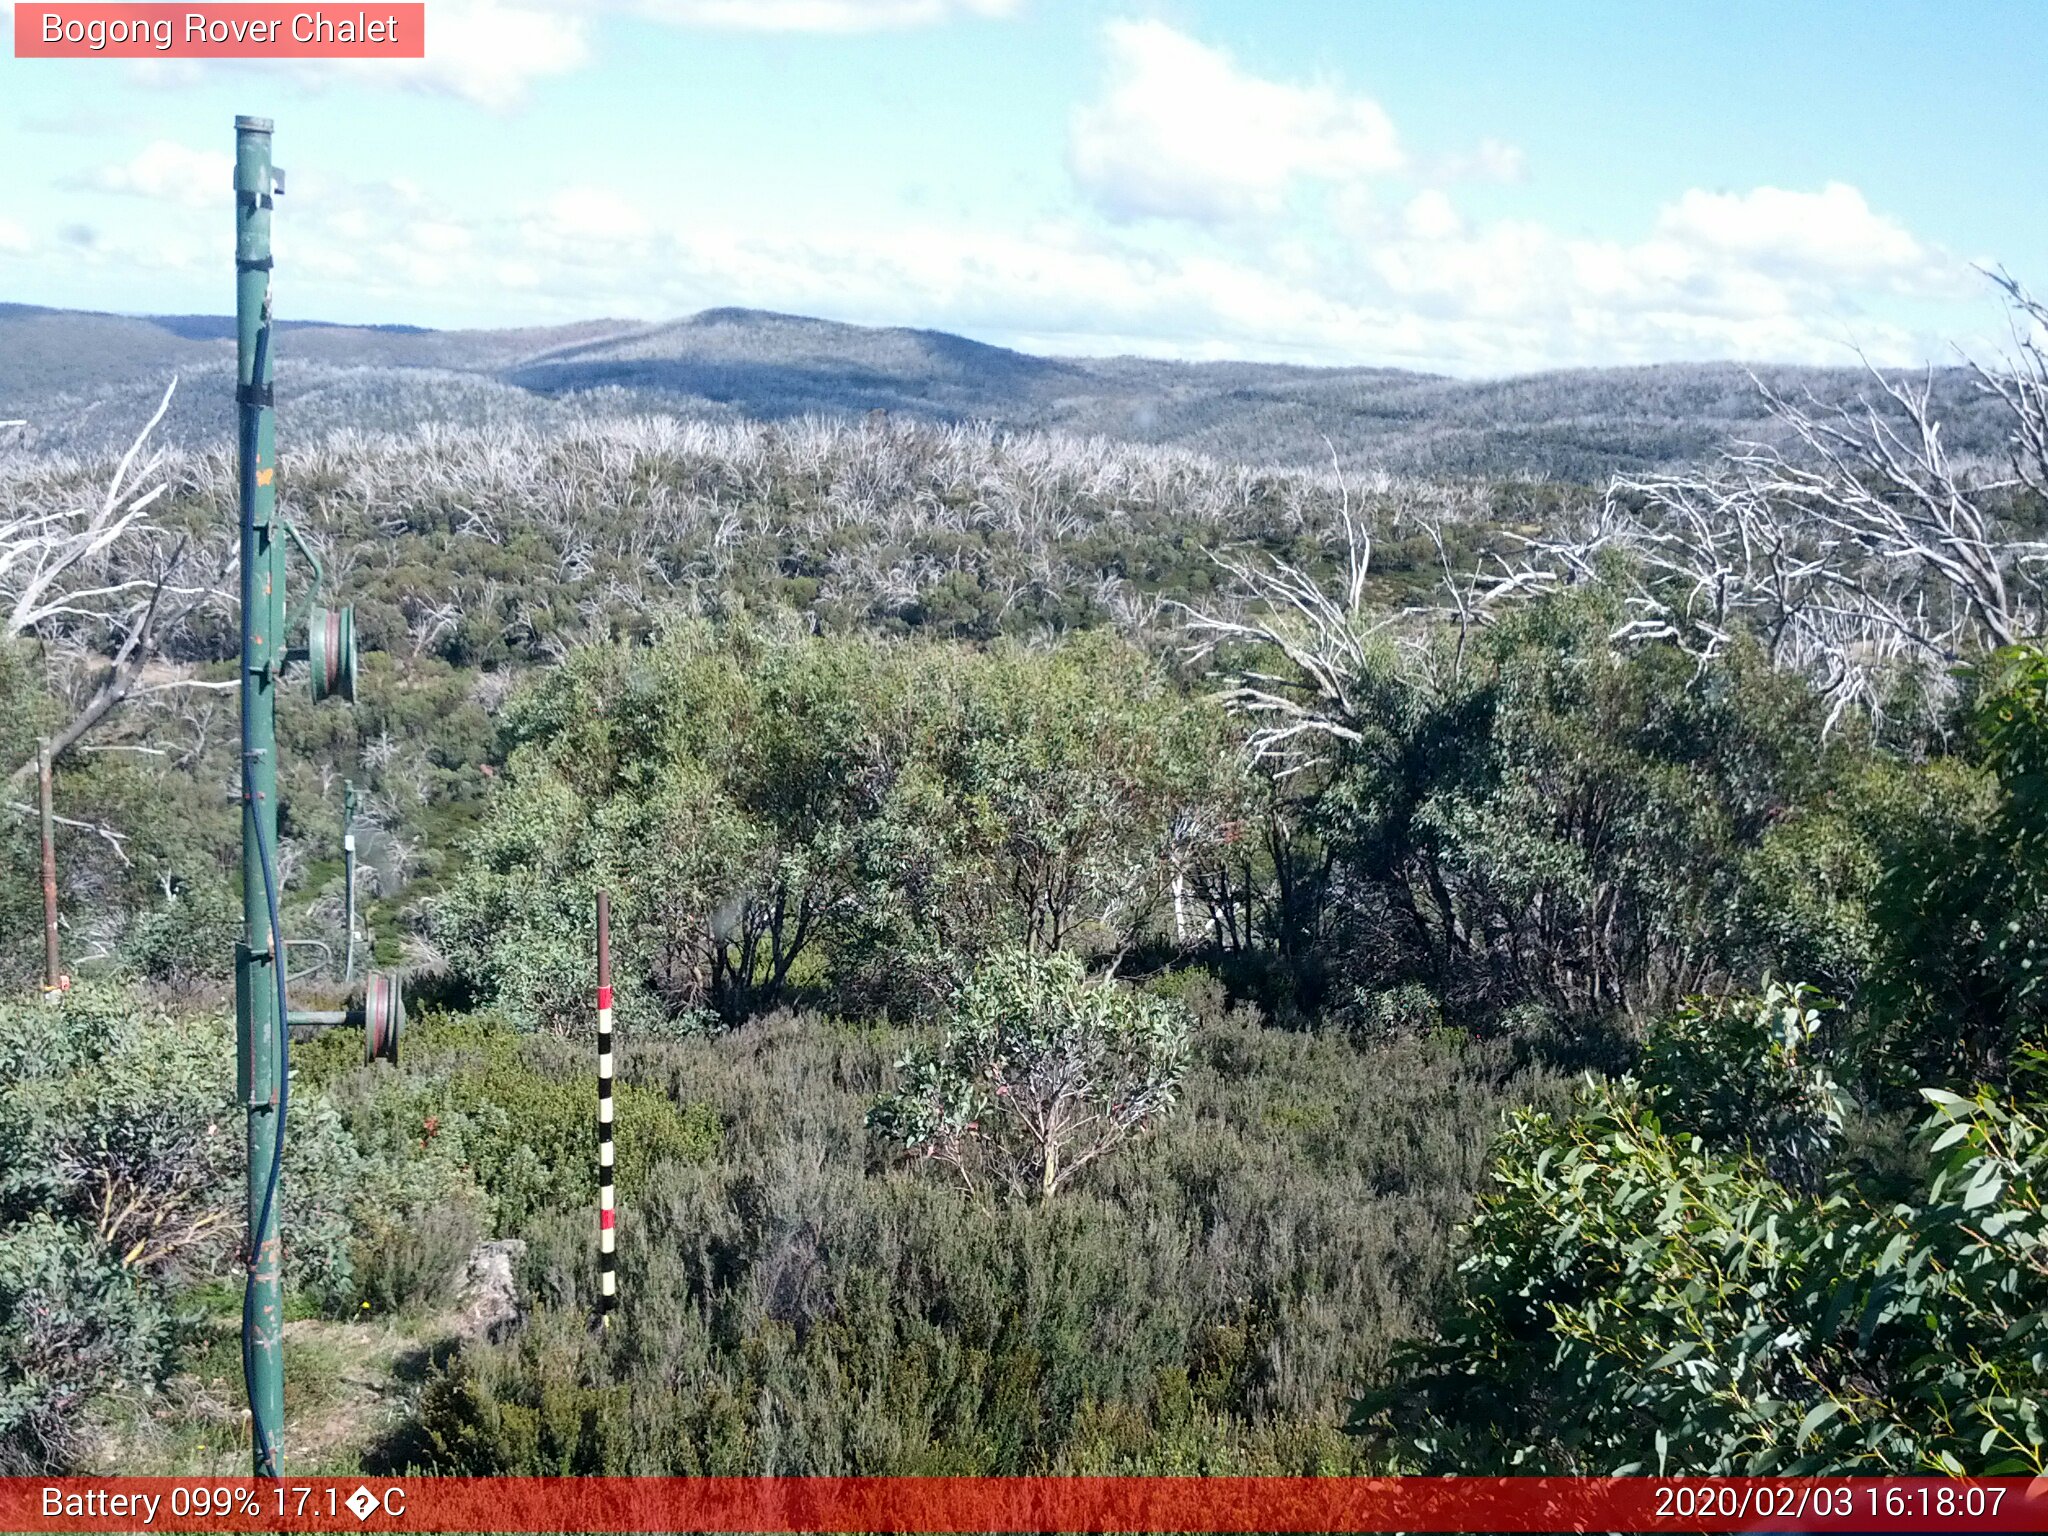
[
  {"xmin": 240, "ymin": 806, "xmax": 290, "ymax": 1473},
  {"xmin": 238, "ymin": 302, "xmax": 291, "ymax": 1476}
]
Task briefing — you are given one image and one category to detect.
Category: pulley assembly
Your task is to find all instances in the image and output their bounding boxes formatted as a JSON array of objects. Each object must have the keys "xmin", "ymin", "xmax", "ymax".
[
  {"xmin": 362, "ymin": 969, "xmax": 404, "ymax": 1064},
  {"xmin": 285, "ymin": 969, "xmax": 406, "ymax": 1065},
  {"xmin": 308, "ymin": 603, "xmax": 357, "ymax": 703}
]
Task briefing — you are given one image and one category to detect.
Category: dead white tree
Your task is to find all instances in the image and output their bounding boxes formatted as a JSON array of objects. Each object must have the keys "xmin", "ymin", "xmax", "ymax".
[
  {"xmin": 1526, "ymin": 468, "xmax": 1963, "ymax": 732},
  {"xmin": 1468, "ymin": 276, "xmax": 2048, "ymax": 733},
  {"xmin": 1976, "ymin": 268, "xmax": 2048, "ymax": 509},
  {"xmin": 2, "ymin": 380, "xmax": 233, "ymax": 792},
  {"xmin": 1735, "ymin": 365, "xmax": 2042, "ymax": 649},
  {"xmin": 1181, "ymin": 448, "xmax": 1393, "ymax": 769},
  {"xmin": 4, "ymin": 381, "xmax": 179, "ymax": 634}
]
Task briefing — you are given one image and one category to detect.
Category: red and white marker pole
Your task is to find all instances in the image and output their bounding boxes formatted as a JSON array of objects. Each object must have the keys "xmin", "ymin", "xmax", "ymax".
[{"xmin": 596, "ymin": 889, "xmax": 616, "ymax": 1326}]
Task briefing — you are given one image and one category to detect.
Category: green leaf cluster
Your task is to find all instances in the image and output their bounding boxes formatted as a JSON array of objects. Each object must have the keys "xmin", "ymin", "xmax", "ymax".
[
  {"xmin": 435, "ymin": 623, "xmax": 1241, "ymax": 1031},
  {"xmin": 869, "ymin": 949, "xmax": 1192, "ymax": 1201},
  {"xmin": 1365, "ymin": 1025, "xmax": 2047, "ymax": 1474},
  {"xmin": 0, "ymin": 986, "xmax": 362, "ymax": 1468}
]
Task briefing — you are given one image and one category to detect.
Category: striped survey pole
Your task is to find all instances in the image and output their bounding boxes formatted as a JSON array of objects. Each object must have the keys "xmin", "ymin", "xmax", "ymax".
[{"xmin": 597, "ymin": 890, "xmax": 616, "ymax": 1325}]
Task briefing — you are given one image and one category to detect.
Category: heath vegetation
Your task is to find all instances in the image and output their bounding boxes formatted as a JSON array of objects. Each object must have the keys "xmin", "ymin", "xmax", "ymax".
[{"xmin": 2, "ymin": 282, "xmax": 2046, "ymax": 1476}]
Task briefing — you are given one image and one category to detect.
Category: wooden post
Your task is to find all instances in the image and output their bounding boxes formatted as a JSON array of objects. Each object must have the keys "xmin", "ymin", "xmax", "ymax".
[
  {"xmin": 38, "ymin": 736, "xmax": 60, "ymax": 1002},
  {"xmin": 597, "ymin": 890, "xmax": 616, "ymax": 1325}
]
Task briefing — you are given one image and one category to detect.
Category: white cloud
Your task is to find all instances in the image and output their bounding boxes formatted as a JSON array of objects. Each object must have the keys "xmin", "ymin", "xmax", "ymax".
[
  {"xmin": 1350, "ymin": 180, "xmax": 1968, "ymax": 366},
  {"xmin": 117, "ymin": 1, "xmax": 590, "ymax": 109},
  {"xmin": 76, "ymin": 142, "xmax": 230, "ymax": 208},
  {"xmin": 0, "ymin": 218, "xmax": 30, "ymax": 255},
  {"xmin": 416, "ymin": 1, "xmax": 591, "ymax": 106},
  {"xmin": 317, "ymin": 0, "xmax": 592, "ymax": 109},
  {"xmin": 616, "ymin": 0, "xmax": 1019, "ymax": 30},
  {"xmin": 1654, "ymin": 182, "xmax": 1946, "ymax": 289},
  {"xmin": 541, "ymin": 187, "xmax": 652, "ymax": 236},
  {"xmin": 242, "ymin": 169, "xmax": 1957, "ymax": 373},
  {"xmin": 1431, "ymin": 136, "xmax": 1528, "ymax": 184},
  {"xmin": 1046, "ymin": 22, "xmax": 1973, "ymax": 363},
  {"xmin": 14, "ymin": 0, "xmax": 1978, "ymax": 381},
  {"xmin": 24, "ymin": 145, "xmax": 1971, "ymax": 373},
  {"xmin": 222, "ymin": 156, "xmax": 1960, "ymax": 370},
  {"xmin": 1069, "ymin": 20, "xmax": 1403, "ymax": 222},
  {"xmin": 20, "ymin": 108, "xmax": 149, "ymax": 135},
  {"xmin": 1400, "ymin": 190, "xmax": 1463, "ymax": 242},
  {"xmin": 101, "ymin": 0, "xmax": 1011, "ymax": 110}
]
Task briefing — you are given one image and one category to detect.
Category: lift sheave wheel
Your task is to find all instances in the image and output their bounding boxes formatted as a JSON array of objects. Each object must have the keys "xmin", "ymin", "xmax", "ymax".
[
  {"xmin": 363, "ymin": 969, "xmax": 404, "ymax": 1065},
  {"xmin": 308, "ymin": 604, "xmax": 357, "ymax": 703}
]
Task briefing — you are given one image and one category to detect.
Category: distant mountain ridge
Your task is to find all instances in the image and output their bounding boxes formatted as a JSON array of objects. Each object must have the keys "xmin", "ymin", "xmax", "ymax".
[{"xmin": 0, "ymin": 301, "xmax": 2004, "ymax": 481}]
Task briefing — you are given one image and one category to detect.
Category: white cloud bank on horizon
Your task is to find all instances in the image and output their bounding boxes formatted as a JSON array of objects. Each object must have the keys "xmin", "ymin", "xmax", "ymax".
[
  {"xmin": 19, "ymin": 20, "xmax": 1998, "ymax": 373},
  {"xmin": 31, "ymin": 165, "xmax": 1977, "ymax": 373},
  {"xmin": 1049, "ymin": 21, "xmax": 1972, "ymax": 367}
]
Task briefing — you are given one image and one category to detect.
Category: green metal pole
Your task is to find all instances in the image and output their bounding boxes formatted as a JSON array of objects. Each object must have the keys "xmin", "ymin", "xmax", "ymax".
[{"xmin": 234, "ymin": 112, "xmax": 286, "ymax": 1478}]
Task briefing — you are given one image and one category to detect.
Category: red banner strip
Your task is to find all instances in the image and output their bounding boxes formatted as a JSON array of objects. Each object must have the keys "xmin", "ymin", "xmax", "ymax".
[
  {"xmin": 6, "ymin": 1477, "xmax": 2047, "ymax": 1533},
  {"xmin": 12, "ymin": 5, "xmax": 425, "ymax": 59},
  {"xmin": 596, "ymin": 985, "xmax": 613, "ymax": 1011}
]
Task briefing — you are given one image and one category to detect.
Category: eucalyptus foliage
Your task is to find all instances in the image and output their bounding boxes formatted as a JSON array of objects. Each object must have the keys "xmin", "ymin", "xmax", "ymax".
[
  {"xmin": 1858, "ymin": 646, "xmax": 2048, "ymax": 1090},
  {"xmin": 869, "ymin": 949, "xmax": 1192, "ymax": 1201},
  {"xmin": 1293, "ymin": 586, "xmax": 1839, "ymax": 1020},
  {"xmin": 1365, "ymin": 1034, "xmax": 2047, "ymax": 1475},
  {"xmin": 436, "ymin": 624, "xmax": 1238, "ymax": 1031},
  {"xmin": 1641, "ymin": 980, "xmax": 1846, "ymax": 1190}
]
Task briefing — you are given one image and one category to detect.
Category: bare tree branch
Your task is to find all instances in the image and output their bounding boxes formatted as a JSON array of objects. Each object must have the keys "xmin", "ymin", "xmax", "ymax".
[
  {"xmin": 1467, "ymin": 278, "xmax": 2048, "ymax": 734},
  {"xmin": 3, "ymin": 382, "xmax": 235, "ymax": 789}
]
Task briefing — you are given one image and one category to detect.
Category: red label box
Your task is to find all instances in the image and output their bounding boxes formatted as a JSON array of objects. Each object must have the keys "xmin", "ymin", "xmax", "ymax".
[
  {"xmin": 13, "ymin": 4, "xmax": 426, "ymax": 58},
  {"xmin": 5, "ymin": 1476, "xmax": 2048, "ymax": 1533}
]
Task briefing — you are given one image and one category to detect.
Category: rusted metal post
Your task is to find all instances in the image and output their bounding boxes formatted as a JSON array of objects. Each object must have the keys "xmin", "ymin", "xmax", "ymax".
[
  {"xmin": 38, "ymin": 737, "xmax": 60, "ymax": 1002},
  {"xmin": 597, "ymin": 890, "xmax": 616, "ymax": 1325},
  {"xmin": 341, "ymin": 779, "xmax": 358, "ymax": 980}
]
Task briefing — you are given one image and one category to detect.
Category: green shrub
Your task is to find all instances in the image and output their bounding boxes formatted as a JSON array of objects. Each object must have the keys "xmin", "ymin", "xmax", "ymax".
[
  {"xmin": 1734, "ymin": 791, "xmax": 1884, "ymax": 1004},
  {"xmin": 1365, "ymin": 1066, "xmax": 2048, "ymax": 1475},
  {"xmin": 0, "ymin": 985, "xmax": 239, "ymax": 1275},
  {"xmin": 1343, "ymin": 982, "xmax": 1443, "ymax": 1044},
  {"xmin": 402, "ymin": 1003, "xmax": 1557, "ymax": 1474},
  {"xmin": 353, "ymin": 1199, "xmax": 484, "ymax": 1317},
  {"xmin": 869, "ymin": 950, "xmax": 1191, "ymax": 1201},
  {"xmin": 324, "ymin": 1012, "xmax": 720, "ymax": 1235},
  {"xmin": 121, "ymin": 879, "xmax": 242, "ymax": 989},
  {"xmin": 0, "ymin": 1213, "xmax": 173, "ymax": 1472},
  {"xmin": 1853, "ymin": 647, "xmax": 2048, "ymax": 1092},
  {"xmin": 1143, "ymin": 968, "xmax": 1230, "ymax": 1029},
  {"xmin": 1641, "ymin": 980, "xmax": 1847, "ymax": 1189},
  {"xmin": 0, "ymin": 985, "xmax": 367, "ymax": 1464},
  {"xmin": 435, "ymin": 626, "xmax": 1242, "ymax": 1032}
]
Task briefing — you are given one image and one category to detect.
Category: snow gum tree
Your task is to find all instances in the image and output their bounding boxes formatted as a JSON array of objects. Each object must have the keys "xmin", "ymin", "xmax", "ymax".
[{"xmin": 869, "ymin": 948, "xmax": 1192, "ymax": 1202}]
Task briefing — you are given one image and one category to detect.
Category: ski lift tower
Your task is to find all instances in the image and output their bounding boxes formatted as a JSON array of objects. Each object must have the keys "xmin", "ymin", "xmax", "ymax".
[{"xmin": 232, "ymin": 113, "xmax": 404, "ymax": 1477}]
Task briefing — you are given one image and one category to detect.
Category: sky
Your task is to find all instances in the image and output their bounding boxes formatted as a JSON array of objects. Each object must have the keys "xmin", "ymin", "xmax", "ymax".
[{"xmin": 1, "ymin": 0, "xmax": 2043, "ymax": 376}]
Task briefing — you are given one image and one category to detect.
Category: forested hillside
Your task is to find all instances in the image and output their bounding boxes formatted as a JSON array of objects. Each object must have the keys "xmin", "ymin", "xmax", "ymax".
[
  {"xmin": 0, "ymin": 300, "xmax": 2012, "ymax": 480},
  {"xmin": 3, "ymin": 287, "xmax": 2045, "ymax": 1479}
]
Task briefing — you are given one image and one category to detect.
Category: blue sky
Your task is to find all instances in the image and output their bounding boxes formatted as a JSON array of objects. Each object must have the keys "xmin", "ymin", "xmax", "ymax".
[{"xmin": 1, "ymin": 0, "xmax": 2042, "ymax": 374}]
